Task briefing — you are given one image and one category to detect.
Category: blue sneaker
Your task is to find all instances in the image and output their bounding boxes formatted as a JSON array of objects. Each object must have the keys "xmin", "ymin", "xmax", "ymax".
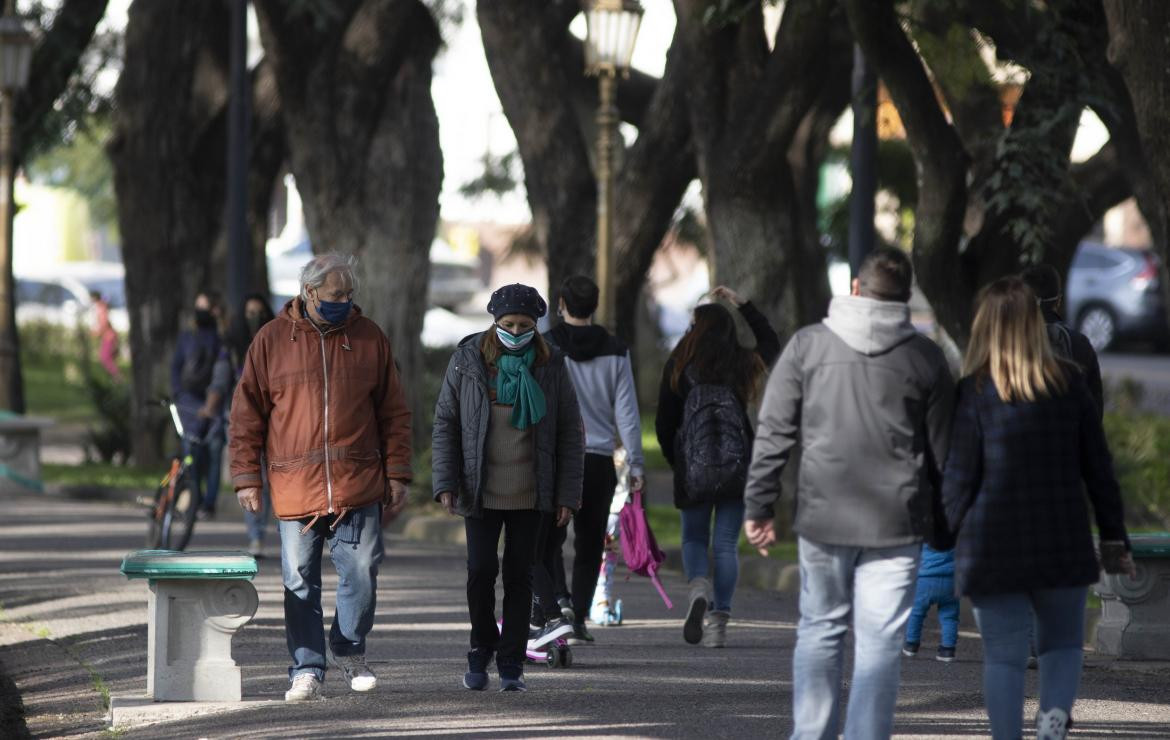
[
  {"xmin": 498, "ymin": 659, "xmax": 526, "ymax": 692},
  {"xmin": 463, "ymin": 648, "xmax": 492, "ymax": 691}
]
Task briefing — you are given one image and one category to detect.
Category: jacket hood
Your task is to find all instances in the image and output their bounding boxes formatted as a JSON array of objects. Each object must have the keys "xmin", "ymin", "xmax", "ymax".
[
  {"xmin": 547, "ymin": 322, "xmax": 626, "ymax": 361},
  {"xmin": 822, "ymin": 295, "xmax": 916, "ymax": 356},
  {"xmin": 280, "ymin": 296, "xmax": 364, "ymax": 334}
]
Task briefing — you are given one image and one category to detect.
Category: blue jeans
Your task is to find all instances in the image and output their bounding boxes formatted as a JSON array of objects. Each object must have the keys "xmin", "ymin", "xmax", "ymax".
[
  {"xmin": 971, "ymin": 587, "xmax": 1087, "ymax": 739},
  {"xmin": 791, "ymin": 537, "xmax": 921, "ymax": 740},
  {"xmin": 680, "ymin": 499, "xmax": 745, "ymax": 612},
  {"xmin": 905, "ymin": 575, "xmax": 959, "ymax": 648},
  {"xmin": 278, "ymin": 501, "xmax": 384, "ymax": 681},
  {"xmin": 184, "ymin": 429, "xmax": 224, "ymax": 512}
]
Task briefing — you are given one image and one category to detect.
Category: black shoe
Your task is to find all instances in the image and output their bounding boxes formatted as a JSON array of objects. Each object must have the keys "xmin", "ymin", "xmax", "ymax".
[
  {"xmin": 568, "ymin": 623, "xmax": 595, "ymax": 645},
  {"xmin": 463, "ymin": 648, "xmax": 493, "ymax": 690},
  {"xmin": 497, "ymin": 659, "xmax": 526, "ymax": 692},
  {"xmin": 528, "ymin": 618, "xmax": 573, "ymax": 650},
  {"xmin": 902, "ymin": 641, "xmax": 920, "ymax": 657},
  {"xmin": 936, "ymin": 646, "xmax": 956, "ymax": 663},
  {"xmin": 557, "ymin": 597, "xmax": 576, "ymax": 623}
]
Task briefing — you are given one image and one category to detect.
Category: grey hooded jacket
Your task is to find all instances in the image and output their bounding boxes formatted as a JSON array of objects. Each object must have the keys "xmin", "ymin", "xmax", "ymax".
[
  {"xmin": 744, "ymin": 295, "xmax": 955, "ymax": 548},
  {"xmin": 431, "ymin": 333, "xmax": 585, "ymax": 518}
]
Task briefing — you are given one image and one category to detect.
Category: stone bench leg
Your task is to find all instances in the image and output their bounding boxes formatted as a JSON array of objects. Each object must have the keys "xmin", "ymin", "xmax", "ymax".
[
  {"xmin": 147, "ymin": 579, "xmax": 259, "ymax": 701},
  {"xmin": 1096, "ymin": 561, "xmax": 1170, "ymax": 660}
]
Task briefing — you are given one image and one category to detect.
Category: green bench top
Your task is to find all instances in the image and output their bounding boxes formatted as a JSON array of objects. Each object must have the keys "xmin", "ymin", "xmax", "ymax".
[
  {"xmin": 121, "ymin": 550, "xmax": 258, "ymax": 581},
  {"xmin": 1129, "ymin": 535, "xmax": 1170, "ymax": 559}
]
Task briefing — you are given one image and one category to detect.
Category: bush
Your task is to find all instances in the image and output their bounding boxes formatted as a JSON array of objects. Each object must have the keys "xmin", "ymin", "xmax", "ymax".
[
  {"xmin": 83, "ymin": 366, "xmax": 132, "ymax": 464},
  {"xmin": 1103, "ymin": 410, "xmax": 1170, "ymax": 531}
]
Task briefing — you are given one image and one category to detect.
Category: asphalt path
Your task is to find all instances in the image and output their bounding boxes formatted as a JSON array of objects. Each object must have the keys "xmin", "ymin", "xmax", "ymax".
[{"xmin": 1, "ymin": 493, "xmax": 1168, "ymax": 738}]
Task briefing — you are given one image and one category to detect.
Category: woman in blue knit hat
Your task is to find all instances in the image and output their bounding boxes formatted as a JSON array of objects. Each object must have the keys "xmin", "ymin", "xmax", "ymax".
[{"xmin": 432, "ymin": 283, "xmax": 584, "ymax": 692}]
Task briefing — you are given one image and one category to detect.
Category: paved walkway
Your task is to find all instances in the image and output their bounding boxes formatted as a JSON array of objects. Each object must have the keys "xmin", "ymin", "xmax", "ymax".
[{"xmin": 1, "ymin": 491, "xmax": 1168, "ymax": 738}]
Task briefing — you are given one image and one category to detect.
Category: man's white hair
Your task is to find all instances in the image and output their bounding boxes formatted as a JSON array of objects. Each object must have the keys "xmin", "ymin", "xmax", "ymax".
[{"xmin": 300, "ymin": 253, "xmax": 359, "ymax": 301}]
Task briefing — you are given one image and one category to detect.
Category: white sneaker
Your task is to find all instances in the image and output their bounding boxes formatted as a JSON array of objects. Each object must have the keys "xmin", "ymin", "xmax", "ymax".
[
  {"xmin": 247, "ymin": 539, "xmax": 263, "ymax": 558},
  {"xmin": 284, "ymin": 673, "xmax": 323, "ymax": 702},
  {"xmin": 1036, "ymin": 707, "xmax": 1070, "ymax": 740},
  {"xmin": 331, "ymin": 654, "xmax": 377, "ymax": 692}
]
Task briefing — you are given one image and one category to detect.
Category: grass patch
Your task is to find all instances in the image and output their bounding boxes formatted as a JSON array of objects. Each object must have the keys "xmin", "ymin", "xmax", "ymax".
[
  {"xmin": 42, "ymin": 462, "xmax": 161, "ymax": 491},
  {"xmin": 23, "ymin": 358, "xmax": 95, "ymax": 424},
  {"xmin": 646, "ymin": 503, "xmax": 797, "ymax": 560},
  {"xmin": 641, "ymin": 416, "xmax": 669, "ymax": 472}
]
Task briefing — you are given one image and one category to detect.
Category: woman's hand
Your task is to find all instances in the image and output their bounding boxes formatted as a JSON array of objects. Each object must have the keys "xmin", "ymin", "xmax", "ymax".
[
  {"xmin": 711, "ymin": 285, "xmax": 745, "ymax": 307},
  {"xmin": 556, "ymin": 506, "xmax": 573, "ymax": 527},
  {"xmin": 438, "ymin": 491, "xmax": 457, "ymax": 516}
]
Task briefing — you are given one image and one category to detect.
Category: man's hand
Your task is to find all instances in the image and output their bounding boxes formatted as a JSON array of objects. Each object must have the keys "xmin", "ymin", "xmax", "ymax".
[
  {"xmin": 237, "ymin": 487, "xmax": 261, "ymax": 513},
  {"xmin": 438, "ymin": 491, "xmax": 457, "ymax": 516},
  {"xmin": 1119, "ymin": 551, "xmax": 1138, "ymax": 579},
  {"xmin": 381, "ymin": 480, "xmax": 409, "ymax": 527},
  {"xmin": 556, "ymin": 506, "xmax": 573, "ymax": 527},
  {"xmin": 744, "ymin": 518, "xmax": 776, "ymax": 556}
]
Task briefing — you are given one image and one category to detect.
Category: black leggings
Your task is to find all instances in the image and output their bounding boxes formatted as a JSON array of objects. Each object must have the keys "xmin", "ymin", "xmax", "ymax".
[
  {"xmin": 464, "ymin": 509, "xmax": 541, "ymax": 665},
  {"xmin": 570, "ymin": 454, "xmax": 618, "ymax": 622}
]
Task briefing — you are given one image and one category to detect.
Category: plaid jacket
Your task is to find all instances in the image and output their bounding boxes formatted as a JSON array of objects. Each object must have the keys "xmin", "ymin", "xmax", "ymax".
[{"xmin": 941, "ymin": 370, "xmax": 1128, "ymax": 596}]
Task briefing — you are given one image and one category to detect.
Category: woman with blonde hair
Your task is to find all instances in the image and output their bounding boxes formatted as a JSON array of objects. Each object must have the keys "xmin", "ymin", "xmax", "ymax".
[{"xmin": 941, "ymin": 276, "xmax": 1133, "ymax": 739}]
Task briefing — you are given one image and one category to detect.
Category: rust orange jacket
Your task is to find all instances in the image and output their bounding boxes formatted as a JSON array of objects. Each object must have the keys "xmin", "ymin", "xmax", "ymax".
[{"xmin": 229, "ymin": 298, "xmax": 413, "ymax": 521}]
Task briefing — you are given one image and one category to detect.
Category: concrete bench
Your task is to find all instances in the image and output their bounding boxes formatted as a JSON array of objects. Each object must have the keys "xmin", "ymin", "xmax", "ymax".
[
  {"xmin": 1095, "ymin": 534, "xmax": 1170, "ymax": 660},
  {"xmin": 120, "ymin": 550, "xmax": 259, "ymax": 701},
  {"xmin": 0, "ymin": 412, "xmax": 54, "ymax": 492}
]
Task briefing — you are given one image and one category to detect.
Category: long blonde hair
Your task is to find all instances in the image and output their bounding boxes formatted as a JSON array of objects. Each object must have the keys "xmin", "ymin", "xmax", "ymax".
[{"xmin": 963, "ymin": 276, "xmax": 1068, "ymax": 402}]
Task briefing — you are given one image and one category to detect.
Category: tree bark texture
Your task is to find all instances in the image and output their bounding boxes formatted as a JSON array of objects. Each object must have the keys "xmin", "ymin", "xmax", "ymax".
[
  {"xmin": 673, "ymin": 0, "xmax": 842, "ymax": 336},
  {"xmin": 846, "ymin": 0, "xmax": 1132, "ymax": 344},
  {"xmin": 110, "ymin": 0, "xmax": 232, "ymax": 464},
  {"xmin": 255, "ymin": 0, "xmax": 443, "ymax": 448}
]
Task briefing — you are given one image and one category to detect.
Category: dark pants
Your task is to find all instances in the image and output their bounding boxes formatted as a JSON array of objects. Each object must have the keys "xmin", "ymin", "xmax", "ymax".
[
  {"xmin": 465, "ymin": 509, "xmax": 542, "ymax": 665},
  {"xmin": 532, "ymin": 512, "xmax": 565, "ymax": 622},
  {"xmin": 570, "ymin": 454, "xmax": 618, "ymax": 623}
]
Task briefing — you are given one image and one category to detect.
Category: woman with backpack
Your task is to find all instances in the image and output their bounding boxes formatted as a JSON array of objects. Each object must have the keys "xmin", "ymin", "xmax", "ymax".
[
  {"xmin": 656, "ymin": 286, "xmax": 780, "ymax": 647},
  {"xmin": 432, "ymin": 284, "xmax": 584, "ymax": 692},
  {"xmin": 941, "ymin": 277, "xmax": 1133, "ymax": 739}
]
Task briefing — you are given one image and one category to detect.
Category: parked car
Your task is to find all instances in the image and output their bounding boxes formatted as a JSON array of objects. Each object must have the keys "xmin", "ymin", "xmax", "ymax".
[
  {"xmin": 266, "ymin": 236, "xmax": 483, "ymax": 312},
  {"xmin": 1066, "ymin": 242, "xmax": 1168, "ymax": 352},
  {"xmin": 15, "ymin": 262, "xmax": 130, "ymax": 333}
]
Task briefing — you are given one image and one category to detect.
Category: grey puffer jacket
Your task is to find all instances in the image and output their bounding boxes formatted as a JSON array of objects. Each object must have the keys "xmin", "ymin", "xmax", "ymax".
[
  {"xmin": 431, "ymin": 333, "xmax": 585, "ymax": 518},
  {"xmin": 744, "ymin": 295, "xmax": 955, "ymax": 548}
]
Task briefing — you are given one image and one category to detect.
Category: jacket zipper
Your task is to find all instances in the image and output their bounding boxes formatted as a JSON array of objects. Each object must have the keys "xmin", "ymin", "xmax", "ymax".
[{"xmin": 318, "ymin": 330, "xmax": 334, "ymax": 513}]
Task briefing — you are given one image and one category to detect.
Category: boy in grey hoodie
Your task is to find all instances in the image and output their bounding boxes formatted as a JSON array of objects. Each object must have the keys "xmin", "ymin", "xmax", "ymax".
[{"xmin": 743, "ymin": 247, "xmax": 954, "ymax": 739}]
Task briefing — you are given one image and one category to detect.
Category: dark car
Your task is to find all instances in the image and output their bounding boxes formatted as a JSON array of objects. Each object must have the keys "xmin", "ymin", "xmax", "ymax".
[{"xmin": 1065, "ymin": 242, "xmax": 1168, "ymax": 352}]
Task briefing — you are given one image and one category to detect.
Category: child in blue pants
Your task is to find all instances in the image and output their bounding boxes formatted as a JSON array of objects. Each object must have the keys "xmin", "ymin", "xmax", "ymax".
[{"xmin": 903, "ymin": 544, "xmax": 960, "ymax": 662}]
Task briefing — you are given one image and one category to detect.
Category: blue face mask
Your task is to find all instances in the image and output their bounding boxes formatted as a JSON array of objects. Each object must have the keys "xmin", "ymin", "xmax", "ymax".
[
  {"xmin": 315, "ymin": 294, "xmax": 352, "ymax": 324},
  {"xmin": 496, "ymin": 325, "xmax": 535, "ymax": 351}
]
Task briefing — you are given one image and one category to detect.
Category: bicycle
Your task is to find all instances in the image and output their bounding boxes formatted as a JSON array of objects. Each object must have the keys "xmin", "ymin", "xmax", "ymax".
[{"xmin": 145, "ymin": 399, "xmax": 219, "ymax": 550}]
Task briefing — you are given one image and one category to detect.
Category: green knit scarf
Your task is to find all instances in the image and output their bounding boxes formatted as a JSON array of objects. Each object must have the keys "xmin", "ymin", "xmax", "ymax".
[{"xmin": 494, "ymin": 345, "xmax": 546, "ymax": 429}]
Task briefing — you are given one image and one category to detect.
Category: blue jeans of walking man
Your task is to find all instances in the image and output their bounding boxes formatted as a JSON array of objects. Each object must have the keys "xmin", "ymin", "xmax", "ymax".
[
  {"xmin": 791, "ymin": 538, "xmax": 920, "ymax": 740},
  {"xmin": 279, "ymin": 501, "xmax": 383, "ymax": 681}
]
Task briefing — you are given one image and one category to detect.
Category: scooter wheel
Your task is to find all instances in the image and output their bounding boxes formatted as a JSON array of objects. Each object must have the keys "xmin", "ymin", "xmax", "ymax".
[
  {"xmin": 546, "ymin": 650, "xmax": 559, "ymax": 668},
  {"xmin": 560, "ymin": 646, "xmax": 573, "ymax": 668}
]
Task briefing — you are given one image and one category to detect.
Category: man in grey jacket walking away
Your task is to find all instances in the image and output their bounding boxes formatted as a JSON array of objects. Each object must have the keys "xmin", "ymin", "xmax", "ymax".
[
  {"xmin": 545, "ymin": 275, "xmax": 645, "ymax": 643},
  {"xmin": 744, "ymin": 247, "xmax": 954, "ymax": 739}
]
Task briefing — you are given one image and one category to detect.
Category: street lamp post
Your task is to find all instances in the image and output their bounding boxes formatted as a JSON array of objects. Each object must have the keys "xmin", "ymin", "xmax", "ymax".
[
  {"xmin": 585, "ymin": 0, "xmax": 642, "ymax": 330},
  {"xmin": 0, "ymin": 0, "xmax": 34, "ymax": 413}
]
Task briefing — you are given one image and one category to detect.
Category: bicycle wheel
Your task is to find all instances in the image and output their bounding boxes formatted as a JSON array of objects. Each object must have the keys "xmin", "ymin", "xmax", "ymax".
[
  {"xmin": 145, "ymin": 482, "xmax": 168, "ymax": 549},
  {"xmin": 167, "ymin": 470, "xmax": 200, "ymax": 551}
]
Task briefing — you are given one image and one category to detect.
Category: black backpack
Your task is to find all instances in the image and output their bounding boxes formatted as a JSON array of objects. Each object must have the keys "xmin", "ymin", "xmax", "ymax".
[
  {"xmin": 179, "ymin": 339, "xmax": 217, "ymax": 394},
  {"xmin": 675, "ymin": 370, "xmax": 751, "ymax": 503}
]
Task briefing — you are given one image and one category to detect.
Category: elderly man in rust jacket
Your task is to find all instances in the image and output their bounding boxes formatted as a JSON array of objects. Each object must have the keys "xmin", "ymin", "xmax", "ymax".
[{"xmin": 230, "ymin": 253, "xmax": 412, "ymax": 702}]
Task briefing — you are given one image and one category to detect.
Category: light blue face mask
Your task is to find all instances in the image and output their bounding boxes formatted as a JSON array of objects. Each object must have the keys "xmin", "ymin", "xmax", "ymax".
[{"xmin": 496, "ymin": 325, "xmax": 535, "ymax": 351}]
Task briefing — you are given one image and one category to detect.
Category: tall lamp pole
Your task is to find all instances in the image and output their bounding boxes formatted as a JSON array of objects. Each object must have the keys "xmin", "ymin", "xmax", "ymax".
[
  {"xmin": 585, "ymin": 0, "xmax": 642, "ymax": 329},
  {"xmin": 0, "ymin": 1, "xmax": 33, "ymax": 413}
]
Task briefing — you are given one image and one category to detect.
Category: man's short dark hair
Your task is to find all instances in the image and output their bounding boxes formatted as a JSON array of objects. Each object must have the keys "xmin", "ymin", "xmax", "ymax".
[
  {"xmin": 858, "ymin": 247, "xmax": 913, "ymax": 303},
  {"xmin": 1021, "ymin": 263, "xmax": 1061, "ymax": 303},
  {"xmin": 561, "ymin": 275, "xmax": 599, "ymax": 319}
]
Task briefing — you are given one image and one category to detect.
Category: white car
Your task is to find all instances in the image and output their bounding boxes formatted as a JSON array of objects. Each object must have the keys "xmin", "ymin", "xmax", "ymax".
[{"xmin": 15, "ymin": 262, "xmax": 130, "ymax": 333}]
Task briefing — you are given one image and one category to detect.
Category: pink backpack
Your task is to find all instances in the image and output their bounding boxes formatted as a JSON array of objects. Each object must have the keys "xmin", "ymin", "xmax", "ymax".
[{"xmin": 619, "ymin": 488, "xmax": 673, "ymax": 609}]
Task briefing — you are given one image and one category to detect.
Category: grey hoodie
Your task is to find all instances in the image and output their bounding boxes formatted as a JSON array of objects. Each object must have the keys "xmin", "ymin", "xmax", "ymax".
[{"xmin": 744, "ymin": 295, "xmax": 955, "ymax": 548}]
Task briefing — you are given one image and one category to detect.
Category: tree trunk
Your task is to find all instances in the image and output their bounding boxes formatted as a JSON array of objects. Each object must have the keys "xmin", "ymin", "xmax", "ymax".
[
  {"xmin": 254, "ymin": 0, "xmax": 443, "ymax": 449},
  {"xmin": 110, "ymin": 0, "xmax": 231, "ymax": 465}
]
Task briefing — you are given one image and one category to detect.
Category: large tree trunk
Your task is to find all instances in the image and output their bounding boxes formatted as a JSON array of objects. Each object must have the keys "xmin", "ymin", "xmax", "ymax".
[
  {"xmin": 254, "ymin": 0, "xmax": 443, "ymax": 448},
  {"xmin": 110, "ymin": 0, "xmax": 231, "ymax": 465},
  {"xmin": 675, "ymin": 0, "xmax": 842, "ymax": 337},
  {"xmin": 1103, "ymin": 1, "xmax": 1170, "ymax": 256}
]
